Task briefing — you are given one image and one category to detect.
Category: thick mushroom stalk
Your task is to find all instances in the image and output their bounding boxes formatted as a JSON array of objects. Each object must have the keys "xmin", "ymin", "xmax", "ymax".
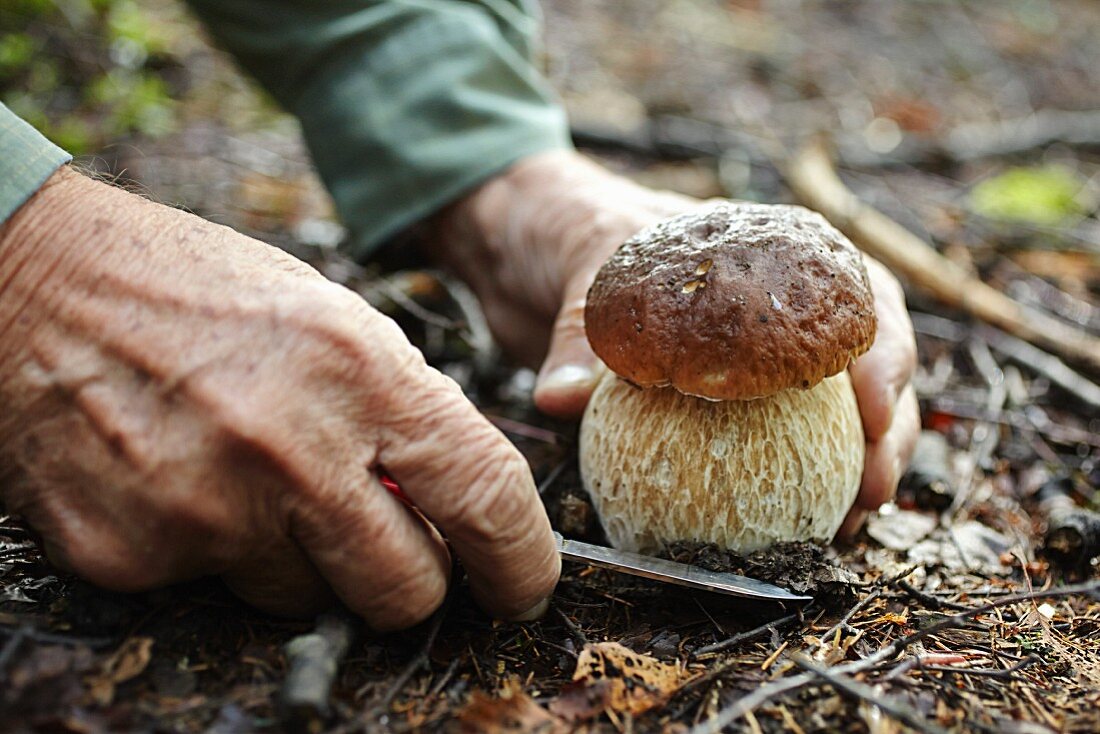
[
  {"xmin": 579, "ymin": 202, "xmax": 877, "ymax": 552},
  {"xmin": 580, "ymin": 371, "xmax": 864, "ymax": 553}
]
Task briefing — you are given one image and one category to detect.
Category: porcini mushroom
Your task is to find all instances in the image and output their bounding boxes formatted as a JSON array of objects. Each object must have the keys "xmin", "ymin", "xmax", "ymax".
[{"xmin": 579, "ymin": 202, "xmax": 876, "ymax": 553}]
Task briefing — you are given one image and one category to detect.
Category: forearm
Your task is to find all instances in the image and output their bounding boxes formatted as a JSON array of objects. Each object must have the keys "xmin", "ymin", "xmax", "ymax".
[{"xmin": 184, "ymin": 0, "xmax": 571, "ymax": 258}]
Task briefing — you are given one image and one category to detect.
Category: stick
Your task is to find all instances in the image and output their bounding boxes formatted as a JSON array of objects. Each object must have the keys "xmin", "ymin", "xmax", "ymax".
[
  {"xmin": 812, "ymin": 590, "xmax": 881, "ymax": 655},
  {"xmin": 974, "ymin": 325, "xmax": 1100, "ymax": 409},
  {"xmin": 1038, "ymin": 478, "xmax": 1100, "ymax": 572},
  {"xmin": 693, "ymin": 612, "xmax": 801, "ymax": 657},
  {"xmin": 785, "ymin": 139, "xmax": 1100, "ymax": 374},
  {"xmin": 367, "ymin": 590, "xmax": 453, "ymax": 721},
  {"xmin": 575, "ymin": 110, "xmax": 1100, "ymax": 168},
  {"xmin": 280, "ymin": 610, "xmax": 357, "ymax": 732}
]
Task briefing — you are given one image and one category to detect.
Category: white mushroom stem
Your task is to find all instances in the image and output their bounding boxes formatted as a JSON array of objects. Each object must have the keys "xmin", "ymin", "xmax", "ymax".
[{"xmin": 579, "ymin": 370, "xmax": 864, "ymax": 553}]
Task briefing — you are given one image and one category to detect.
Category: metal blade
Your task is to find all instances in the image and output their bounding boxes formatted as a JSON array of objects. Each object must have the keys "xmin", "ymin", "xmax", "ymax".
[{"xmin": 555, "ymin": 533, "xmax": 813, "ymax": 603}]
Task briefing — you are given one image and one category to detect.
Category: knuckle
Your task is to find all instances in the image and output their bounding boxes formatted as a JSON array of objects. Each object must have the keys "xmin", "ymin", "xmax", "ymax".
[
  {"xmin": 287, "ymin": 285, "xmax": 418, "ymax": 375},
  {"xmin": 445, "ymin": 444, "xmax": 535, "ymax": 546}
]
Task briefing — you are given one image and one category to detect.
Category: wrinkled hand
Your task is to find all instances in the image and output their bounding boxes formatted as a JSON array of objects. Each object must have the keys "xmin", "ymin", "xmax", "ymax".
[
  {"xmin": 433, "ymin": 151, "xmax": 919, "ymax": 534},
  {"xmin": 0, "ymin": 167, "xmax": 559, "ymax": 629}
]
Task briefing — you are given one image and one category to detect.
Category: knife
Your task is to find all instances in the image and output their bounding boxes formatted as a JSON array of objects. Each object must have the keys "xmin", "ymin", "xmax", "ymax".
[{"xmin": 555, "ymin": 532, "xmax": 812, "ymax": 603}]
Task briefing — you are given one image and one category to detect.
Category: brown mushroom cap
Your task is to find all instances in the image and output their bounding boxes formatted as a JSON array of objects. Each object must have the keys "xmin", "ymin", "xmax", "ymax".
[{"xmin": 584, "ymin": 202, "xmax": 877, "ymax": 400}]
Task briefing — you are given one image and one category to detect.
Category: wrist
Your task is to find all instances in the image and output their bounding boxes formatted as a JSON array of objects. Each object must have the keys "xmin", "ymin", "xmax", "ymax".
[
  {"xmin": 436, "ymin": 150, "xmax": 621, "ymax": 252},
  {"xmin": 431, "ymin": 151, "xmax": 669, "ymax": 313},
  {"xmin": 0, "ymin": 167, "xmax": 93, "ymax": 333}
]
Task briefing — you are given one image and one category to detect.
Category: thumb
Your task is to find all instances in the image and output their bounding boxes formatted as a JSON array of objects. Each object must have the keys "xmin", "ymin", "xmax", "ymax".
[{"xmin": 533, "ymin": 278, "xmax": 603, "ymax": 418}]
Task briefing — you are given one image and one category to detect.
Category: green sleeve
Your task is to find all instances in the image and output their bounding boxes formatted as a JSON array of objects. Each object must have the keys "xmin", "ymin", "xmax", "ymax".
[
  {"xmin": 185, "ymin": 0, "xmax": 572, "ymax": 259},
  {"xmin": 0, "ymin": 103, "xmax": 71, "ymax": 226}
]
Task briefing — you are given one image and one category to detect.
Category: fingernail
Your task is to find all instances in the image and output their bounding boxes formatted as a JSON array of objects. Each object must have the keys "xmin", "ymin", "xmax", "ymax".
[
  {"xmin": 537, "ymin": 364, "xmax": 597, "ymax": 393},
  {"xmin": 510, "ymin": 596, "xmax": 551, "ymax": 622}
]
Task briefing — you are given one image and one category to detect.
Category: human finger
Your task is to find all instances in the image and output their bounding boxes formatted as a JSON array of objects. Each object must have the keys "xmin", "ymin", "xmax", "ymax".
[
  {"xmin": 533, "ymin": 273, "xmax": 604, "ymax": 419},
  {"xmin": 837, "ymin": 383, "xmax": 920, "ymax": 540},
  {"xmin": 377, "ymin": 367, "xmax": 560, "ymax": 621},
  {"xmin": 289, "ymin": 462, "xmax": 452, "ymax": 632},
  {"xmin": 222, "ymin": 541, "xmax": 337, "ymax": 618},
  {"xmin": 849, "ymin": 258, "xmax": 916, "ymax": 441}
]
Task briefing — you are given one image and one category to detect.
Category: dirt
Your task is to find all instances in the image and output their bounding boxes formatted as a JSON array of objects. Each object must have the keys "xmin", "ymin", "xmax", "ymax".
[{"xmin": 666, "ymin": 541, "xmax": 861, "ymax": 611}]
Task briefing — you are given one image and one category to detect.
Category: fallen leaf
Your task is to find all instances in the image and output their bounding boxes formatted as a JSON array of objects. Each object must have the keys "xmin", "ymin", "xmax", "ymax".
[
  {"xmin": 455, "ymin": 680, "xmax": 568, "ymax": 733},
  {"xmin": 969, "ymin": 165, "xmax": 1090, "ymax": 226},
  {"xmin": 908, "ymin": 522, "xmax": 1013, "ymax": 575},
  {"xmin": 550, "ymin": 641, "xmax": 689, "ymax": 721},
  {"xmin": 84, "ymin": 636, "xmax": 154, "ymax": 706},
  {"xmin": 874, "ymin": 611, "xmax": 910, "ymax": 626},
  {"xmin": 866, "ymin": 509, "xmax": 937, "ymax": 551}
]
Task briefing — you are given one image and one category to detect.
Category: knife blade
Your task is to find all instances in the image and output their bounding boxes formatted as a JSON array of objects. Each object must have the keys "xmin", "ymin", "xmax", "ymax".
[{"xmin": 555, "ymin": 532, "xmax": 812, "ymax": 603}]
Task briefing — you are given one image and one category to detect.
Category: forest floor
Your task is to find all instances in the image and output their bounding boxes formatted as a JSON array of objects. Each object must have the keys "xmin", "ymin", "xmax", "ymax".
[{"xmin": 2, "ymin": 1, "xmax": 1099, "ymax": 732}]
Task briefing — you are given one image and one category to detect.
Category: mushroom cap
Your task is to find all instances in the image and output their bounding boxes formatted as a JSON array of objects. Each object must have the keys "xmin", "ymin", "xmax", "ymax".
[
  {"xmin": 584, "ymin": 202, "xmax": 877, "ymax": 400},
  {"xmin": 579, "ymin": 370, "xmax": 864, "ymax": 553}
]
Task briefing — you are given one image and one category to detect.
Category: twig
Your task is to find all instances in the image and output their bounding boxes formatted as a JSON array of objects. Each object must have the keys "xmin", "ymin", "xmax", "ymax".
[
  {"xmin": 372, "ymin": 276, "xmax": 465, "ymax": 332},
  {"xmin": 812, "ymin": 590, "xmax": 881, "ymax": 654},
  {"xmin": 536, "ymin": 458, "xmax": 570, "ymax": 496},
  {"xmin": 786, "ymin": 139, "xmax": 1100, "ymax": 373},
  {"xmin": 791, "ymin": 654, "xmax": 950, "ymax": 734},
  {"xmin": 892, "ymin": 580, "xmax": 971, "ymax": 612},
  {"xmin": 368, "ymin": 592, "xmax": 452, "ymax": 721},
  {"xmin": 280, "ymin": 610, "xmax": 358, "ymax": 732},
  {"xmin": 687, "ymin": 580, "xmax": 1100, "ymax": 734},
  {"xmin": 975, "ymin": 324, "xmax": 1100, "ymax": 409},
  {"xmin": 431, "ymin": 274, "xmax": 497, "ymax": 374},
  {"xmin": 484, "ymin": 414, "xmax": 567, "ymax": 445},
  {"xmin": 554, "ymin": 605, "xmax": 589, "ymax": 647},
  {"xmin": 919, "ymin": 654, "xmax": 1040, "ymax": 680},
  {"xmin": 693, "ymin": 613, "xmax": 801, "ymax": 657}
]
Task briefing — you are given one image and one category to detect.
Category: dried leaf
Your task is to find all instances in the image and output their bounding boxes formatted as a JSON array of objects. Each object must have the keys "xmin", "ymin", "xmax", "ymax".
[
  {"xmin": 84, "ymin": 636, "xmax": 154, "ymax": 706},
  {"xmin": 455, "ymin": 681, "xmax": 567, "ymax": 734},
  {"xmin": 873, "ymin": 611, "xmax": 910, "ymax": 626},
  {"xmin": 866, "ymin": 509, "xmax": 937, "ymax": 551},
  {"xmin": 550, "ymin": 641, "xmax": 688, "ymax": 721}
]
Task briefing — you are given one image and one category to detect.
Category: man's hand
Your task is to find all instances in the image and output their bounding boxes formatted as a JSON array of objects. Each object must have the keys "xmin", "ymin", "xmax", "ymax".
[
  {"xmin": 433, "ymin": 150, "xmax": 919, "ymax": 533},
  {"xmin": 0, "ymin": 167, "xmax": 559, "ymax": 629}
]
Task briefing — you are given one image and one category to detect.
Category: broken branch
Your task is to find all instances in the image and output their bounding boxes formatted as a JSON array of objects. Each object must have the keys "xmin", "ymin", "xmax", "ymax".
[
  {"xmin": 1038, "ymin": 478, "xmax": 1100, "ymax": 574},
  {"xmin": 280, "ymin": 610, "xmax": 357, "ymax": 732},
  {"xmin": 786, "ymin": 139, "xmax": 1100, "ymax": 374}
]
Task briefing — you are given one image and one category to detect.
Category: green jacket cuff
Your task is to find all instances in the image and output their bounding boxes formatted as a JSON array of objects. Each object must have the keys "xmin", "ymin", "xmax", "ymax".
[{"xmin": 0, "ymin": 103, "xmax": 71, "ymax": 225}]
